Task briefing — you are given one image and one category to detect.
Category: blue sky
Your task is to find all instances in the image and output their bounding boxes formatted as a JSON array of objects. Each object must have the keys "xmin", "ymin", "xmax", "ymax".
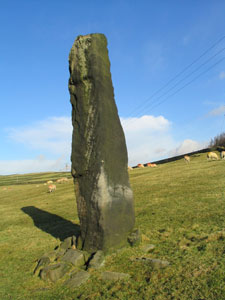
[{"xmin": 1, "ymin": 0, "xmax": 225, "ymax": 174}]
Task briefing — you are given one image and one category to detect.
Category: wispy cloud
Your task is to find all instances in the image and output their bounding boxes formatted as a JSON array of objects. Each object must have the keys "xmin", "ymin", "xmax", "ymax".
[
  {"xmin": 7, "ymin": 117, "xmax": 72, "ymax": 155},
  {"xmin": 219, "ymin": 71, "xmax": 225, "ymax": 80},
  {"xmin": 168, "ymin": 139, "xmax": 207, "ymax": 157},
  {"xmin": 207, "ymin": 105, "xmax": 225, "ymax": 117}
]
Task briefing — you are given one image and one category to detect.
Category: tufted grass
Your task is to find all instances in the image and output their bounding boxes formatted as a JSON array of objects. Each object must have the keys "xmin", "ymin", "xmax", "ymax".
[{"xmin": 0, "ymin": 153, "xmax": 225, "ymax": 299}]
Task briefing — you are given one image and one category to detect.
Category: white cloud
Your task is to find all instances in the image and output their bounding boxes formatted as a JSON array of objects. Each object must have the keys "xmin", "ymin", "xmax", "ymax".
[
  {"xmin": 7, "ymin": 117, "xmax": 72, "ymax": 155},
  {"xmin": 168, "ymin": 139, "xmax": 207, "ymax": 157},
  {"xmin": 0, "ymin": 155, "xmax": 70, "ymax": 175},
  {"xmin": 120, "ymin": 115, "xmax": 175, "ymax": 166},
  {"xmin": 208, "ymin": 105, "xmax": 225, "ymax": 116},
  {"xmin": 219, "ymin": 71, "xmax": 225, "ymax": 80},
  {"xmin": 3, "ymin": 114, "xmax": 208, "ymax": 174},
  {"xmin": 121, "ymin": 115, "xmax": 170, "ymax": 132}
]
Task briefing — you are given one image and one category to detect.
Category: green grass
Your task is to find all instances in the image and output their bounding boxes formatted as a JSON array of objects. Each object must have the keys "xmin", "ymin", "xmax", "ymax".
[{"xmin": 0, "ymin": 154, "xmax": 225, "ymax": 299}]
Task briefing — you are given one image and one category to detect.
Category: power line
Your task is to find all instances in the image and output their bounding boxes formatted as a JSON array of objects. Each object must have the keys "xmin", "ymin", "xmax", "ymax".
[
  {"xmin": 124, "ymin": 35, "xmax": 225, "ymax": 119},
  {"xmin": 123, "ymin": 56, "xmax": 225, "ymax": 129},
  {"xmin": 133, "ymin": 46, "xmax": 225, "ymax": 119},
  {"xmin": 144, "ymin": 56, "xmax": 225, "ymax": 113}
]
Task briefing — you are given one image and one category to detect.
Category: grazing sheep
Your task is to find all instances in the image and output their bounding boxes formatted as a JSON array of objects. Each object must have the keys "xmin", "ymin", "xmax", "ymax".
[
  {"xmin": 47, "ymin": 180, "xmax": 53, "ymax": 184},
  {"xmin": 220, "ymin": 151, "xmax": 225, "ymax": 160},
  {"xmin": 147, "ymin": 163, "xmax": 157, "ymax": 167},
  {"xmin": 151, "ymin": 163, "xmax": 157, "ymax": 167},
  {"xmin": 48, "ymin": 184, "xmax": 56, "ymax": 193},
  {"xmin": 56, "ymin": 177, "xmax": 69, "ymax": 183},
  {"xmin": 207, "ymin": 152, "xmax": 218, "ymax": 160},
  {"xmin": 184, "ymin": 155, "xmax": 190, "ymax": 163},
  {"xmin": 137, "ymin": 163, "xmax": 144, "ymax": 168}
]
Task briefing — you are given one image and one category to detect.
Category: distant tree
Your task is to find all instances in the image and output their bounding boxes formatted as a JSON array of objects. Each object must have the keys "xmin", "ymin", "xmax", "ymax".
[{"xmin": 209, "ymin": 132, "xmax": 225, "ymax": 151}]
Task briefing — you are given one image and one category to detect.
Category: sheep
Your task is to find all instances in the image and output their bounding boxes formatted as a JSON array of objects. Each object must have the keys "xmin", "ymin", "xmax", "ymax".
[
  {"xmin": 137, "ymin": 163, "xmax": 144, "ymax": 168},
  {"xmin": 147, "ymin": 163, "xmax": 157, "ymax": 167},
  {"xmin": 48, "ymin": 184, "xmax": 56, "ymax": 193},
  {"xmin": 47, "ymin": 180, "xmax": 53, "ymax": 184},
  {"xmin": 151, "ymin": 163, "xmax": 157, "ymax": 167},
  {"xmin": 56, "ymin": 177, "xmax": 69, "ymax": 183},
  {"xmin": 207, "ymin": 152, "xmax": 218, "ymax": 160},
  {"xmin": 220, "ymin": 151, "xmax": 225, "ymax": 160},
  {"xmin": 184, "ymin": 155, "xmax": 190, "ymax": 163},
  {"xmin": 128, "ymin": 166, "xmax": 133, "ymax": 171}
]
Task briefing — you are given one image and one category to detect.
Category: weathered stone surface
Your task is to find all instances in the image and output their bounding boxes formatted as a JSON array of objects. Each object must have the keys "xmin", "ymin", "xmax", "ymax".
[
  {"xmin": 40, "ymin": 263, "xmax": 71, "ymax": 282},
  {"xmin": 101, "ymin": 271, "xmax": 130, "ymax": 281},
  {"xmin": 69, "ymin": 33, "xmax": 135, "ymax": 252},
  {"xmin": 64, "ymin": 270, "xmax": 90, "ymax": 288},
  {"xmin": 61, "ymin": 249, "xmax": 85, "ymax": 267},
  {"xmin": 88, "ymin": 250, "xmax": 105, "ymax": 269},
  {"xmin": 34, "ymin": 256, "xmax": 50, "ymax": 275},
  {"xmin": 127, "ymin": 229, "xmax": 142, "ymax": 246},
  {"xmin": 60, "ymin": 236, "xmax": 73, "ymax": 250},
  {"xmin": 43, "ymin": 251, "xmax": 57, "ymax": 262}
]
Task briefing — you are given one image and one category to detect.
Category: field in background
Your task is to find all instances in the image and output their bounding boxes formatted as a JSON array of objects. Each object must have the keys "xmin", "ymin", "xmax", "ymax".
[{"xmin": 0, "ymin": 153, "xmax": 225, "ymax": 299}]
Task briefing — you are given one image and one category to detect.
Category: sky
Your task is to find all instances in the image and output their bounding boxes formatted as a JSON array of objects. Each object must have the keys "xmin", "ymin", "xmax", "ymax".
[{"xmin": 1, "ymin": 0, "xmax": 225, "ymax": 175}]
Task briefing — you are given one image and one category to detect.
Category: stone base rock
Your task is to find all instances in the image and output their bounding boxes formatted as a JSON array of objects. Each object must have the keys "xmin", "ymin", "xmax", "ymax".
[
  {"xmin": 40, "ymin": 263, "xmax": 71, "ymax": 282},
  {"xmin": 88, "ymin": 250, "xmax": 105, "ymax": 269},
  {"xmin": 101, "ymin": 271, "xmax": 130, "ymax": 281},
  {"xmin": 61, "ymin": 249, "xmax": 85, "ymax": 267},
  {"xmin": 64, "ymin": 270, "xmax": 90, "ymax": 288}
]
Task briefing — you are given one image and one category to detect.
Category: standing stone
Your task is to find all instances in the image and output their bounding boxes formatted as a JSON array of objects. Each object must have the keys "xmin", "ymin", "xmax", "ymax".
[{"xmin": 69, "ymin": 33, "xmax": 135, "ymax": 253}]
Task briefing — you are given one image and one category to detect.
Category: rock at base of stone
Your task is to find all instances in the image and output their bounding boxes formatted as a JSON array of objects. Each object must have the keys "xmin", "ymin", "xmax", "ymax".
[
  {"xmin": 60, "ymin": 236, "xmax": 76, "ymax": 250},
  {"xmin": 64, "ymin": 270, "xmax": 90, "ymax": 288},
  {"xmin": 88, "ymin": 250, "xmax": 105, "ymax": 269},
  {"xmin": 127, "ymin": 229, "xmax": 142, "ymax": 247},
  {"xmin": 61, "ymin": 249, "xmax": 85, "ymax": 267},
  {"xmin": 101, "ymin": 271, "xmax": 130, "ymax": 281},
  {"xmin": 34, "ymin": 256, "xmax": 50, "ymax": 275},
  {"xmin": 40, "ymin": 263, "xmax": 71, "ymax": 282}
]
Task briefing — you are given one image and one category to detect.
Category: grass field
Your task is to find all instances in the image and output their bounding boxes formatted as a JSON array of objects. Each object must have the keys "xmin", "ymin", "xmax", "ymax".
[{"xmin": 0, "ymin": 153, "xmax": 225, "ymax": 299}]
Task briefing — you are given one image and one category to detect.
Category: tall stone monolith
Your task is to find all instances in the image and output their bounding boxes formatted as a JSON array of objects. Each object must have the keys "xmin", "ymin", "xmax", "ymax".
[{"xmin": 69, "ymin": 33, "xmax": 135, "ymax": 253}]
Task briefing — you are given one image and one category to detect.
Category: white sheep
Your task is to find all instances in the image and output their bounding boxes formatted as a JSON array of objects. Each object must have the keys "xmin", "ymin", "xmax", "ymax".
[
  {"xmin": 48, "ymin": 184, "xmax": 56, "ymax": 193},
  {"xmin": 56, "ymin": 177, "xmax": 69, "ymax": 183},
  {"xmin": 207, "ymin": 152, "xmax": 218, "ymax": 160},
  {"xmin": 220, "ymin": 151, "xmax": 225, "ymax": 160},
  {"xmin": 137, "ymin": 164, "xmax": 144, "ymax": 168},
  {"xmin": 184, "ymin": 155, "xmax": 190, "ymax": 163}
]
